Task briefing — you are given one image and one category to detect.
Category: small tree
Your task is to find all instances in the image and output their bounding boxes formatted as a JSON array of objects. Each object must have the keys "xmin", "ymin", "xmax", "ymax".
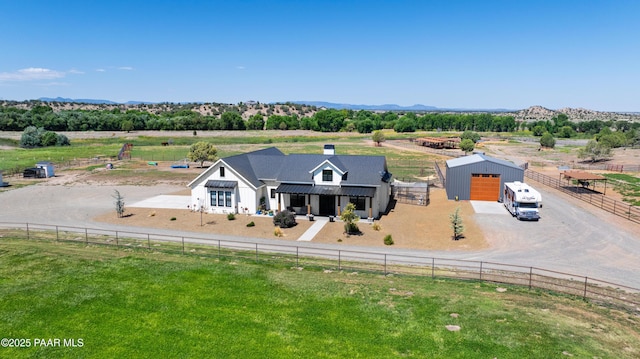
[
  {"xmin": 113, "ymin": 190, "xmax": 125, "ymax": 218},
  {"xmin": 449, "ymin": 207, "xmax": 464, "ymax": 240},
  {"xmin": 460, "ymin": 130, "xmax": 481, "ymax": 143},
  {"xmin": 460, "ymin": 139, "xmax": 475, "ymax": 154},
  {"xmin": 578, "ymin": 140, "xmax": 612, "ymax": 163},
  {"xmin": 540, "ymin": 132, "xmax": 556, "ymax": 148},
  {"xmin": 372, "ymin": 130, "xmax": 385, "ymax": 147},
  {"xmin": 341, "ymin": 202, "xmax": 360, "ymax": 234},
  {"xmin": 187, "ymin": 141, "xmax": 217, "ymax": 167},
  {"xmin": 121, "ymin": 120, "xmax": 134, "ymax": 133}
]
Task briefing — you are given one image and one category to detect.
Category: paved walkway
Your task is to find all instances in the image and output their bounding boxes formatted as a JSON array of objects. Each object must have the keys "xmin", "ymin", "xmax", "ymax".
[{"xmin": 297, "ymin": 216, "xmax": 329, "ymax": 241}]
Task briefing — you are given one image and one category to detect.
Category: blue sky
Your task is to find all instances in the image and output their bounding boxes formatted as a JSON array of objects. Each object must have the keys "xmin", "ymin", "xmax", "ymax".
[{"xmin": 1, "ymin": 0, "xmax": 638, "ymax": 111}]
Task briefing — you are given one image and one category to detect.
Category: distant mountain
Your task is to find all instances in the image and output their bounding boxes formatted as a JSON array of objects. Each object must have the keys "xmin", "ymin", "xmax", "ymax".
[
  {"xmin": 289, "ymin": 101, "xmax": 439, "ymax": 111},
  {"xmin": 288, "ymin": 101, "xmax": 515, "ymax": 112},
  {"xmin": 38, "ymin": 97, "xmax": 153, "ymax": 105}
]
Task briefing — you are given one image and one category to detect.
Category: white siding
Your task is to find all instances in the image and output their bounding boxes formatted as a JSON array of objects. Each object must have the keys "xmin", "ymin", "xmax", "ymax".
[{"xmin": 312, "ymin": 164, "xmax": 343, "ymax": 186}]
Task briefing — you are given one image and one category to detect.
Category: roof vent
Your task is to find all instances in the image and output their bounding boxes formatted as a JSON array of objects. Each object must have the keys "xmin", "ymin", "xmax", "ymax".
[{"xmin": 323, "ymin": 144, "xmax": 335, "ymax": 155}]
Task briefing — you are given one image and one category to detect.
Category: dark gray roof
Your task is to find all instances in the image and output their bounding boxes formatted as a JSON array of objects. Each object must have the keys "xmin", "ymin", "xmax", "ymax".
[
  {"xmin": 205, "ymin": 180, "xmax": 237, "ymax": 188},
  {"xmin": 220, "ymin": 147, "xmax": 388, "ymax": 187},
  {"xmin": 276, "ymin": 184, "xmax": 376, "ymax": 197}
]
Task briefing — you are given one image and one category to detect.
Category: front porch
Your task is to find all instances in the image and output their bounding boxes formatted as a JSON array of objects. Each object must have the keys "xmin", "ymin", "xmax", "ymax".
[{"xmin": 275, "ymin": 183, "xmax": 377, "ymax": 219}]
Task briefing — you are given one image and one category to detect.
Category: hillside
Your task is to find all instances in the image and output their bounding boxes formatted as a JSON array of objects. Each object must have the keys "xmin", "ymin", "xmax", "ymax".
[{"xmin": 1, "ymin": 100, "xmax": 638, "ymax": 122}]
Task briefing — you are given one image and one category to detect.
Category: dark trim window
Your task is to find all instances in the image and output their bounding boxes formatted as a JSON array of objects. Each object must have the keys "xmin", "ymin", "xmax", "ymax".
[
  {"xmin": 210, "ymin": 191, "xmax": 217, "ymax": 207},
  {"xmin": 220, "ymin": 167, "xmax": 225, "ymax": 177},
  {"xmin": 290, "ymin": 194, "xmax": 305, "ymax": 207},
  {"xmin": 322, "ymin": 169, "xmax": 333, "ymax": 182},
  {"xmin": 211, "ymin": 190, "xmax": 232, "ymax": 207},
  {"xmin": 349, "ymin": 197, "xmax": 366, "ymax": 211},
  {"xmin": 270, "ymin": 189, "xmax": 276, "ymax": 199}
]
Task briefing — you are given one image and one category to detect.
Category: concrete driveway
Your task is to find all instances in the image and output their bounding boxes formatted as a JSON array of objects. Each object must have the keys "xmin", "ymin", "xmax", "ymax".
[{"xmin": 1, "ymin": 181, "xmax": 639, "ymax": 288}]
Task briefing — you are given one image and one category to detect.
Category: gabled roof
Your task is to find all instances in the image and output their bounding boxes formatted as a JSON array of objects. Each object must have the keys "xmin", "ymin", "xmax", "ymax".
[
  {"xmin": 446, "ymin": 154, "xmax": 521, "ymax": 170},
  {"xmin": 192, "ymin": 147, "xmax": 389, "ymax": 188}
]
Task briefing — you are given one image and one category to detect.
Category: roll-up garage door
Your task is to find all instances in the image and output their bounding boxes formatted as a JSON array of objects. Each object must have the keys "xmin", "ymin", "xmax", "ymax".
[{"xmin": 470, "ymin": 174, "xmax": 500, "ymax": 201}]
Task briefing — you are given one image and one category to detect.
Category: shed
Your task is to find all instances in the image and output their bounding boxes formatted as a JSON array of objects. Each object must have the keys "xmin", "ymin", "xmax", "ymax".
[
  {"xmin": 36, "ymin": 161, "xmax": 55, "ymax": 177},
  {"xmin": 445, "ymin": 154, "xmax": 524, "ymax": 201},
  {"xmin": 0, "ymin": 171, "xmax": 8, "ymax": 187}
]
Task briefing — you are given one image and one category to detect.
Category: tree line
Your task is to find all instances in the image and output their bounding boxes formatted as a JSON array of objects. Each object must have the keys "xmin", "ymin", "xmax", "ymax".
[{"xmin": 2, "ymin": 105, "xmax": 638, "ymax": 138}]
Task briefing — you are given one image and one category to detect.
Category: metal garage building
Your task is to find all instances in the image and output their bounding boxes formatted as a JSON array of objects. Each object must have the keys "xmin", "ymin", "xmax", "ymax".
[{"xmin": 445, "ymin": 154, "xmax": 524, "ymax": 201}]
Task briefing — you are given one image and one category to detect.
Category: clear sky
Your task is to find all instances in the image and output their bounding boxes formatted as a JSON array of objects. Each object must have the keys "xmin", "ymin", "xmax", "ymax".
[{"xmin": 1, "ymin": 0, "xmax": 638, "ymax": 111}]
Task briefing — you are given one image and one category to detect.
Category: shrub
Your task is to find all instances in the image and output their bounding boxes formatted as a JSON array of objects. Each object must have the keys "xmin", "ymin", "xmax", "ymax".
[
  {"xmin": 227, "ymin": 213, "xmax": 235, "ymax": 221},
  {"xmin": 170, "ymin": 217, "xmax": 176, "ymax": 221},
  {"xmin": 383, "ymin": 234, "xmax": 394, "ymax": 245},
  {"xmin": 246, "ymin": 221, "xmax": 255, "ymax": 227},
  {"xmin": 540, "ymin": 132, "xmax": 556, "ymax": 148},
  {"xmin": 344, "ymin": 222, "xmax": 360, "ymax": 235},
  {"xmin": 341, "ymin": 203, "xmax": 360, "ymax": 234},
  {"xmin": 273, "ymin": 210, "xmax": 296, "ymax": 228},
  {"xmin": 274, "ymin": 227, "xmax": 283, "ymax": 237},
  {"xmin": 372, "ymin": 222, "xmax": 382, "ymax": 231}
]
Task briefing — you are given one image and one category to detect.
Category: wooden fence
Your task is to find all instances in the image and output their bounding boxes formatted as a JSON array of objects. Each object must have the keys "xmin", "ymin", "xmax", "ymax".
[{"xmin": 1, "ymin": 222, "xmax": 638, "ymax": 313}]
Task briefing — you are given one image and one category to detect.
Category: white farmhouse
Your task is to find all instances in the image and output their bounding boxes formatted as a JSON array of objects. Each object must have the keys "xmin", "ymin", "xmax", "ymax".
[{"xmin": 187, "ymin": 146, "xmax": 392, "ymax": 219}]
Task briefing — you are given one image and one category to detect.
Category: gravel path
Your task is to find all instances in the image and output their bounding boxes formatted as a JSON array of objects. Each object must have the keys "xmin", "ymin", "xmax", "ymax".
[{"xmin": 1, "ymin": 181, "xmax": 639, "ymax": 288}]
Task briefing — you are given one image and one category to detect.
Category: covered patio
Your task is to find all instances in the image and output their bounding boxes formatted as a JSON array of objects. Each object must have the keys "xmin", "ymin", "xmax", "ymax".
[
  {"xmin": 560, "ymin": 171, "xmax": 608, "ymax": 194},
  {"xmin": 275, "ymin": 184, "xmax": 376, "ymax": 218}
]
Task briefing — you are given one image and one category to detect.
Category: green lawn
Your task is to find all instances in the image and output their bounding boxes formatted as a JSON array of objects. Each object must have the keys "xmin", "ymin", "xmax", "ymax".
[
  {"xmin": 0, "ymin": 239, "xmax": 637, "ymax": 358},
  {"xmin": 601, "ymin": 173, "xmax": 640, "ymax": 206}
]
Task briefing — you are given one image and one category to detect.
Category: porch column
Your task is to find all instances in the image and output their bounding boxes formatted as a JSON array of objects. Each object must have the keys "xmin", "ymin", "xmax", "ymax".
[
  {"xmin": 369, "ymin": 197, "xmax": 373, "ymax": 218},
  {"xmin": 277, "ymin": 193, "xmax": 281, "ymax": 212},
  {"xmin": 307, "ymin": 194, "xmax": 311, "ymax": 215},
  {"xmin": 337, "ymin": 196, "xmax": 341, "ymax": 216}
]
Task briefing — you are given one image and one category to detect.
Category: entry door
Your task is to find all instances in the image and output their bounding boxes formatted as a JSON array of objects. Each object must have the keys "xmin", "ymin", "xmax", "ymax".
[
  {"xmin": 470, "ymin": 174, "xmax": 500, "ymax": 201},
  {"xmin": 319, "ymin": 195, "xmax": 335, "ymax": 216}
]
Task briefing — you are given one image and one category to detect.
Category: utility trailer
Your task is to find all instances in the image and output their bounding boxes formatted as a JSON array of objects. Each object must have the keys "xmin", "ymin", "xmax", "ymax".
[{"xmin": 503, "ymin": 181, "xmax": 542, "ymax": 221}]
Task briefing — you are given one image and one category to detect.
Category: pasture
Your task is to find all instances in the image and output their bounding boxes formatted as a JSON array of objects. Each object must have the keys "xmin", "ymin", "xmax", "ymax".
[{"xmin": 0, "ymin": 239, "xmax": 638, "ymax": 358}]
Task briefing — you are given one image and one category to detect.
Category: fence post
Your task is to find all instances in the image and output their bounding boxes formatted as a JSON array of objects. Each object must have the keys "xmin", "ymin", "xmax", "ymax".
[
  {"xmin": 255, "ymin": 243, "xmax": 259, "ymax": 262},
  {"xmin": 296, "ymin": 247, "xmax": 299, "ymax": 267},
  {"xmin": 85, "ymin": 228, "xmax": 88, "ymax": 244},
  {"xmin": 182, "ymin": 237, "xmax": 185, "ymax": 255},
  {"xmin": 56, "ymin": 226, "xmax": 59, "ymax": 241},
  {"xmin": 147, "ymin": 234, "xmax": 150, "ymax": 250},
  {"xmin": 218, "ymin": 240, "xmax": 221, "ymax": 258},
  {"xmin": 613, "ymin": 201, "xmax": 616, "ymax": 215},
  {"xmin": 583, "ymin": 277, "xmax": 588, "ymax": 300},
  {"xmin": 479, "ymin": 261, "xmax": 483, "ymax": 280},
  {"xmin": 384, "ymin": 254, "xmax": 387, "ymax": 275},
  {"xmin": 529, "ymin": 267, "xmax": 533, "ymax": 289},
  {"xmin": 338, "ymin": 250, "xmax": 341, "ymax": 270},
  {"xmin": 431, "ymin": 258, "xmax": 435, "ymax": 279},
  {"xmin": 26, "ymin": 223, "xmax": 30, "ymax": 240},
  {"xmin": 115, "ymin": 231, "xmax": 119, "ymax": 249}
]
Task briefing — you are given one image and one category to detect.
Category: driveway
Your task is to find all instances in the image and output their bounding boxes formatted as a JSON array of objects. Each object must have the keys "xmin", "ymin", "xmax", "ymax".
[{"xmin": 1, "ymin": 181, "xmax": 639, "ymax": 288}]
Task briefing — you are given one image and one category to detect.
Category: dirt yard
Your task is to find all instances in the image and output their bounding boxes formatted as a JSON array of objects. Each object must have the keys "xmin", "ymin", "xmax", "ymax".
[{"xmin": 93, "ymin": 188, "xmax": 486, "ymax": 251}]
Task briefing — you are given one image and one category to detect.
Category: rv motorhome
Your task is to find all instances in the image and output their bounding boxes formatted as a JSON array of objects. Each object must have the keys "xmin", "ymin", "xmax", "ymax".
[{"xmin": 503, "ymin": 181, "xmax": 542, "ymax": 221}]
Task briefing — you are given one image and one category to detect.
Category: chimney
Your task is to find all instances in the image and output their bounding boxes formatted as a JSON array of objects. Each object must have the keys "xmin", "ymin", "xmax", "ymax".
[{"xmin": 323, "ymin": 144, "xmax": 335, "ymax": 155}]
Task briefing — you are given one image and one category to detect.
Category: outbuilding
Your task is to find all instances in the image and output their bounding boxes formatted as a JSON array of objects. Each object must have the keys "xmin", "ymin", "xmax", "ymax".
[
  {"xmin": 36, "ymin": 161, "xmax": 55, "ymax": 178},
  {"xmin": 445, "ymin": 154, "xmax": 524, "ymax": 201}
]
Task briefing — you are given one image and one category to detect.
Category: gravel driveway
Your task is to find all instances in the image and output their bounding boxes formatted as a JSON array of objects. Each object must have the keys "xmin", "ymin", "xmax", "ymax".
[{"xmin": 1, "ymin": 181, "xmax": 639, "ymax": 288}]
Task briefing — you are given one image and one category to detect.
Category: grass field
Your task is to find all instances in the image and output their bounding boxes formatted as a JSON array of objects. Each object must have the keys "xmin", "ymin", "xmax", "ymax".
[{"xmin": 1, "ymin": 239, "xmax": 638, "ymax": 358}]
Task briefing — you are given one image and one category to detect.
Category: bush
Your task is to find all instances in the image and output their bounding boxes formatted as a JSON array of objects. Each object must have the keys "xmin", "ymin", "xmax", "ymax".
[
  {"xmin": 227, "ymin": 213, "xmax": 235, "ymax": 221},
  {"xmin": 372, "ymin": 222, "xmax": 381, "ymax": 231},
  {"xmin": 540, "ymin": 132, "xmax": 556, "ymax": 148},
  {"xmin": 383, "ymin": 234, "xmax": 394, "ymax": 245},
  {"xmin": 273, "ymin": 210, "xmax": 296, "ymax": 228},
  {"xmin": 344, "ymin": 222, "xmax": 360, "ymax": 235},
  {"xmin": 274, "ymin": 227, "xmax": 283, "ymax": 237},
  {"xmin": 246, "ymin": 221, "xmax": 255, "ymax": 227},
  {"xmin": 170, "ymin": 217, "xmax": 176, "ymax": 221}
]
